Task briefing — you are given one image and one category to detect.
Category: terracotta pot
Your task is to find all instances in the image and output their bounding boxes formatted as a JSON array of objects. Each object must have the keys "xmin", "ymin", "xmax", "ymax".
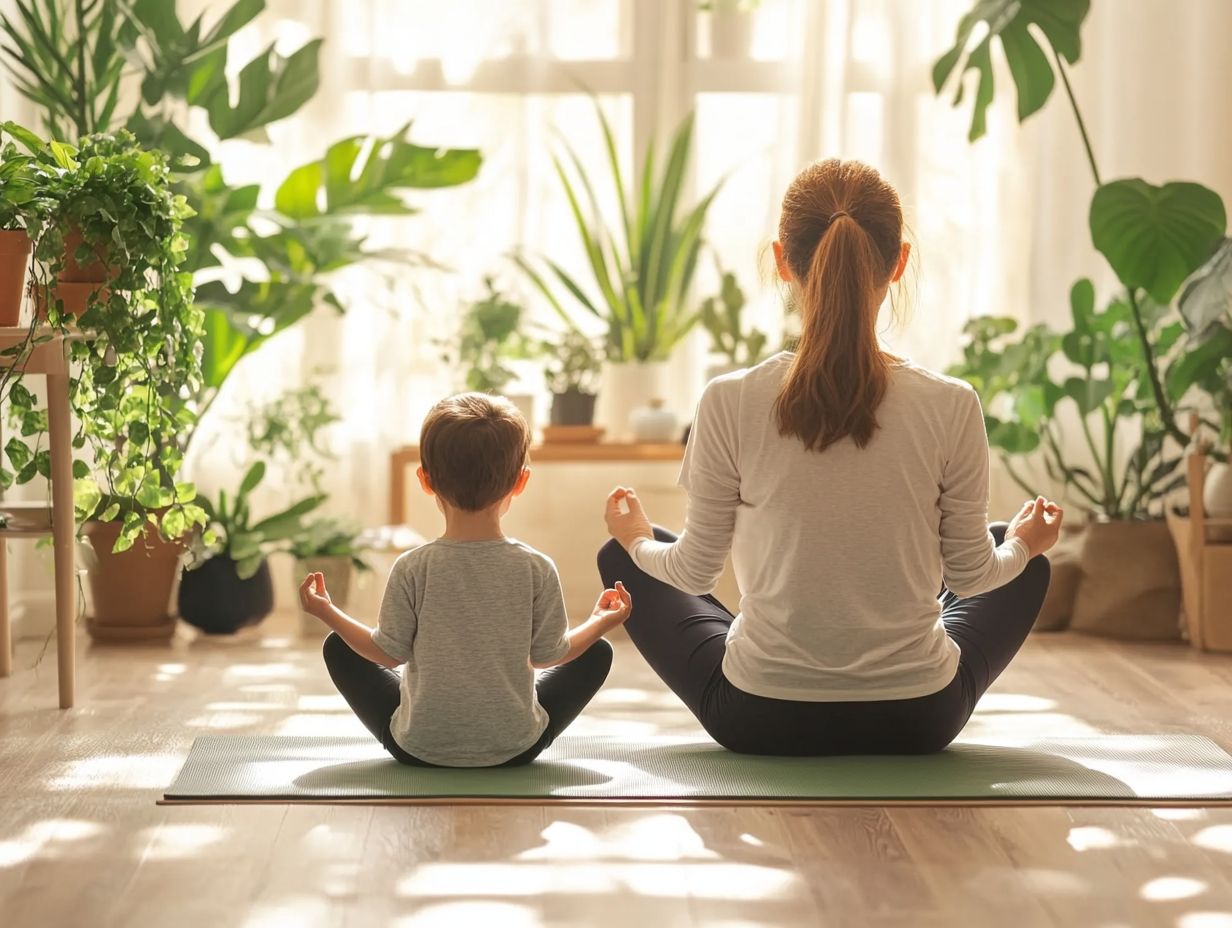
[
  {"xmin": 32, "ymin": 280, "xmax": 108, "ymax": 320},
  {"xmin": 0, "ymin": 229, "xmax": 32, "ymax": 325},
  {"xmin": 1069, "ymin": 519, "xmax": 1182, "ymax": 640},
  {"xmin": 178, "ymin": 556, "xmax": 274, "ymax": 635},
  {"xmin": 84, "ymin": 520, "xmax": 185, "ymax": 641},
  {"xmin": 59, "ymin": 228, "xmax": 111, "ymax": 283},
  {"xmin": 294, "ymin": 555, "xmax": 354, "ymax": 638}
]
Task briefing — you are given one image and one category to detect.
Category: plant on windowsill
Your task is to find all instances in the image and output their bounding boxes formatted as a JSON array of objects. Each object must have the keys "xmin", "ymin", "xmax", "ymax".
[
  {"xmin": 515, "ymin": 99, "xmax": 722, "ymax": 439},
  {"xmin": 934, "ymin": 0, "xmax": 1228, "ymax": 640},
  {"xmin": 0, "ymin": 123, "xmax": 209, "ymax": 638},
  {"xmin": 179, "ymin": 461, "xmax": 324, "ymax": 635},
  {"xmin": 700, "ymin": 268, "xmax": 769, "ymax": 381},
  {"xmin": 541, "ymin": 329, "xmax": 603, "ymax": 438},
  {"xmin": 288, "ymin": 516, "xmax": 372, "ymax": 637},
  {"xmin": 699, "ymin": 0, "xmax": 762, "ymax": 59}
]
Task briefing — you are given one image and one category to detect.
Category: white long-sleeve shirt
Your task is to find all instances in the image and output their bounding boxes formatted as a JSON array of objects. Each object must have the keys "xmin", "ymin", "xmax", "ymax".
[{"xmin": 631, "ymin": 353, "xmax": 1029, "ymax": 701}]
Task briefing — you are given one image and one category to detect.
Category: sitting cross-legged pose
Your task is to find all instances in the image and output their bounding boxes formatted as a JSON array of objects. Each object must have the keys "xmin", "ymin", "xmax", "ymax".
[
  {"xmin": 304, "ymin": 393, "xmax": 632, "ymax": 767},
  {"xmin": 599, "ymin": 158, "xmax": 1061, "ymax": 756}
]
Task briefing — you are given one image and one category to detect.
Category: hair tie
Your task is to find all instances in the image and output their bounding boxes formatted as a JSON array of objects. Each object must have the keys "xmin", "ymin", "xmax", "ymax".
[{"xmin": 829, "ymin": 210, "xmax": 850, "ymax": 222}]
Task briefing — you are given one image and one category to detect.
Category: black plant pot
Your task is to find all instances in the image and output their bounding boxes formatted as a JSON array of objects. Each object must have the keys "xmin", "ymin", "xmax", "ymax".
[
  {"xmin": 178, "ymin": 555, "xmax": 274, "ymax": 635},
  {"xmin": 550, "ymin": 389, "xmax": 597, "ymax": 426}
]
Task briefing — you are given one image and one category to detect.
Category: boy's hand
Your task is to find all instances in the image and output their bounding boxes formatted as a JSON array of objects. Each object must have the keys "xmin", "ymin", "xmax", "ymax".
[
  {"xmin": 299, "ymin": 572, "xmax": 333, "ymax": 619},
  {"xmin": 592, "ymin": 580, "xmax": 632, "ymax": 627},
  {"xmin": 605, "ymin": 487, "xmax": 653, "ymax": 552}
]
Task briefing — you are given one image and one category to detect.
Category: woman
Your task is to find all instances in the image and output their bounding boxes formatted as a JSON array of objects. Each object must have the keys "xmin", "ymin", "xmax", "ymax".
[{"xmin": 599, "ymin": 158, "xmax": 1060, "ymax": 756}]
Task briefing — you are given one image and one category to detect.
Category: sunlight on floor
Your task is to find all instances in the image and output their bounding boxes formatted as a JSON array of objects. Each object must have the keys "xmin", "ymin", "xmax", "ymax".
[
  {"xmin": 0, "ymin": 818, "xmax": 104, "ymax": 868},
  {"xmin": 1140, "ymin": 876, "xmax": 1208, "ymax": 901},
  {"xmin": 1191, "ymin": 825, "xmax": 1232, "ymax": 853},
  {"xmin": 1067, "ymin": 825, "xmax": 1124, "ymax": 851},
  {"xmin": 139, "ymin": 823, "xmax": 228, "ymax": 860},
  {"xmin": 45, "ymin": 754, "xmax": 183, "ymax": 790},
  {"xmin": 1177, "ymin": 913, "xmax": 1232, "ymax": 928},
  {"xmin": 393, "ymin": 901, "xmax": 539, "ymax": 928}
]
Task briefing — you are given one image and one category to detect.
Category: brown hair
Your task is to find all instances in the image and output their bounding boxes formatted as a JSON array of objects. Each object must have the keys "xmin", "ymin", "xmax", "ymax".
[
  {"xmin": 419, "ymin": 393, "xmax": 530, "ymax": 511},
  {"xmin": 773, "ymin": 158, "xmax": 903, "ymax": 452}
]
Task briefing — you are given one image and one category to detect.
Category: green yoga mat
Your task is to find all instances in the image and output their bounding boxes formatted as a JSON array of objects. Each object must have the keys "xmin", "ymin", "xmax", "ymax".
[{"xmin": 162, "ymin": 733, "xmax": 1232, "ymax": 805}]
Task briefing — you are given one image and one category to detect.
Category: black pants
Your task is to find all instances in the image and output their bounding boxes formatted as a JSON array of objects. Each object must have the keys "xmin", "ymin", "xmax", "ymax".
[
  {"xmin": 598, "ymin": 524, "xmax": 1051, "ymax": 755},
  {"xmin": 322, "ymin": 633, "xmax": 613, "ymax": 767}
]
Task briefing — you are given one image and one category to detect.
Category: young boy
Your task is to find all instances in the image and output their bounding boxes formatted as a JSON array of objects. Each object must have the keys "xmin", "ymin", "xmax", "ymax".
[{"xmin": 301, "ymin": 392, "xmax": 631, "ymax": 767}]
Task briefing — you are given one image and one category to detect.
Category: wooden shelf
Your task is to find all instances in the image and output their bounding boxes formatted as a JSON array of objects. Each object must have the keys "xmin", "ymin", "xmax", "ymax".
[
  {"xmin": 389, "ymin": 441, "xmax": 684, "ymax": 523},
  {"xmin": 0, "ymin": 501, "xmax": 54, "ymax": 537}
]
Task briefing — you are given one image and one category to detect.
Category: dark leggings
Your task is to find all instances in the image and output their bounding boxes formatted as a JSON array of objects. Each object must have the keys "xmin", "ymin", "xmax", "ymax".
[
  {"xmin": 598, "ymin": 524, "xmax": 1051, "ymax": 755},
  {"xmin": 322, "ymin": 633, "xmax": 613, "ymax": 767}
]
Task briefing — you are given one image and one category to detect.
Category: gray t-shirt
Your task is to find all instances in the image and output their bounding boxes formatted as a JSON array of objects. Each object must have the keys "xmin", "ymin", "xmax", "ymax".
[{"xmin": 372, "ymin": 537, "xmax": 571, "ymax": 766}]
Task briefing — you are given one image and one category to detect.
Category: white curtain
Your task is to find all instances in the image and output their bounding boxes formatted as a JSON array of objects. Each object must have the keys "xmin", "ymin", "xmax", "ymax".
[{"xmin": 3, "ymin": 0, "xmax": 1230, "ymax": 627}]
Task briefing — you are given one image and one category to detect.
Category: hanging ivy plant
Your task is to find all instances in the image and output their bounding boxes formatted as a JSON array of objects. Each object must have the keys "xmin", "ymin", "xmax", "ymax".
[{"xmin": 0, "ymin": 123, "xmax": 208, "ymax": 551}]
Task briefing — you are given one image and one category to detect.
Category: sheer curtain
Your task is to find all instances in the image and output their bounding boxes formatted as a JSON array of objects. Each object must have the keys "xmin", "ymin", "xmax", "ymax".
[
  {"xmin": 5, "ymin": 0, "xmax": 1229, "ymax": 628},
  {"xmin": 198, "ymin": 0, "xmax": 1034, "ymax": 522}
]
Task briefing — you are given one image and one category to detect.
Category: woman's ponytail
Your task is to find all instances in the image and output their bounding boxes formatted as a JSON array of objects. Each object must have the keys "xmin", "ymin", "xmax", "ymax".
[{"xmin": 773, "ymin": 160, "xmax": 903, "ymax": 452}]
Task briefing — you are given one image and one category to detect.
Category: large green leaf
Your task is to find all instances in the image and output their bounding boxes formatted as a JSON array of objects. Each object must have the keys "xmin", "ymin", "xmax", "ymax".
[
  {"xmin": 1090, "ymin": 179, "xmax": 1226, "ymax": 304},
  {"xmin": 202, "ymin": 38, "xmax": 323, "ymax": 140},
  {"xmin": 932, "ymin": 0, "xmax": 1090, "ymax": 141},
  {"xmin": 274, "ymin": 126, "xmax": 482, "ymax": 220},
  {"xmin": 1178, "ymin": 237, "xmax": 1232, "ymax": 339}
]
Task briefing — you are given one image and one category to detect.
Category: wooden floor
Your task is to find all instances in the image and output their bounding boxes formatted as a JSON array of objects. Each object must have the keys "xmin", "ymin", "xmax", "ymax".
[{"xmin": 2, "ymin": 616, "xmax": 1232, "ymax": 928}]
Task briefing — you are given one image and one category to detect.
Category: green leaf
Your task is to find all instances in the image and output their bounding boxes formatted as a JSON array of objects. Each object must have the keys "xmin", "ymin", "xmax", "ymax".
[
  {"xmin": 274, "ymin": 126, "xmax": 481, "ymax": 219},
  {"xmin": 932, "ymin": 0, "xmax": 1090, "ymax": 141},
  {"xmin": 249, "ymin": 493, "xmax": 325, "ymax": 540},
  {"xmin": 1090, "ymin": 179, "xmax": 1227, "ymax": 304},
  {"xmin": 235, "ymin": 553, "xmax": 264, "ymax": 580},
  {"xmin": 202, "ymin": 0, "xmax": 264, "ymax": 44},
  {"xmin": 1179, "ymin": 237, "xmax": 1232, "ymax": 338},
  {"xmin": 238, "ymin": 461, "xmax": 265, "ymax": 499},
  {"xmin": 204, "ymin": 39, "xmax": 323, "ymax": 140},
  {"xmin": 73, "ymin": 477, "xmax": 103, "ymax": 521},
  {"xmin": 4, "ymin": 438, "xmax": 31, "ymax": 469},
  {"xmin": 1062, "ymin": 376, "xmax": 1114, "ymax": 415}
]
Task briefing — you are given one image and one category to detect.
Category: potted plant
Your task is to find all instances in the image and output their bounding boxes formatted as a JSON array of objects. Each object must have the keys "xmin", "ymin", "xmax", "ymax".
[
  {"xmin": 1177, "ymin": 239, "xmax": 1232, "ymax": 530},
  {"xmin": 0, "ymin": 124, "xmax": 209, "ymax": 638},
  {"xmin": 700, "ymin": 269, "xmax": 769, "ymax": 381},
  {"xmin": 542, "ymin": 329, "xmax": 603, "ymax": 439},
  {"xmin": 0, "ymin": 132, "xmax": 53, "ymax": 324},
  {"xmin": 290, "ymin": 517, "xmax": 371, "ymax": 637},
  {"xmin": 179, "ymin": 462, "xmax": 324, "ymax": 635},
  {"xmin": 516, "ymin": 99, "xmax": 722, "ymax": 440},
  {"xmin": 700, "ymin": 0, "xmax": 762, "ymax": 59},
  {"xmin": 446, "ymin": 277, "xmax": 536, "ymax": 424},
  {"xmin": 935, "ymin": 0, "xmax": 1228, "ymax": 640}
]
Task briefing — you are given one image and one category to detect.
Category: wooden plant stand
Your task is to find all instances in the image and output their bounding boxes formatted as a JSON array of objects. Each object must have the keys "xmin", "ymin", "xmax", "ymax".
[
  {"xmin": 1166, "ymin": 448, "xmax": 1232, "ymax": 653},
  {"xmin": 0, "ymin": 328, "xmax": 78, "ymax": 707}
]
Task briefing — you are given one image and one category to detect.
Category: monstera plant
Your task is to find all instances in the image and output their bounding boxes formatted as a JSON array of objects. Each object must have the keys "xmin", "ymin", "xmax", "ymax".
[
  {"xmin": 935, "ymin": 0, "xmax": 1229, "ymax": 639},
  {"xmin": 934, "ymin": 0, "xmax": 1227, "ymax": 505}
]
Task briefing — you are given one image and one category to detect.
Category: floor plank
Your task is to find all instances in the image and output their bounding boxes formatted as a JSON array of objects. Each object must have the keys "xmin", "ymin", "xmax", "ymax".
[{"xmin": 2, "ymin": 618, "xmax": 1232, "ymax": 927}]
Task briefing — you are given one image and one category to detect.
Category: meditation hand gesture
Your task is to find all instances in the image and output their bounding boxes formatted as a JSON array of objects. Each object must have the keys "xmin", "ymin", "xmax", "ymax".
[
  {"xmin": 592, "ymin": 581, "xmax": 633, "ymax": 627},
  {"xmin": 605, "ymin": 486, "xmax": 654, "ymax": 552},
  {"xmin": 1005, "ymin": 496, "xmax": 1064, "ymax": 559},
  {"xmin": 299, "ymin": 572, "xmax": 334, "ymax": 619}
]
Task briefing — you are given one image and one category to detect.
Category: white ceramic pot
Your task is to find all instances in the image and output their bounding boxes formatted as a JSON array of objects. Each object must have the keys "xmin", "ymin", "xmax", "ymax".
[
  {"xmin": 709, "ymin": 10, "xmax": 755, "ymax": 59},
  {"xmin": 1204, "ymin": 461, "xmax": 1232, "ymax": 542},
  {"xmin": 505, "ymin": 393, "xmax": 536, "ymax": 435},
  {"xmin": 631, "ymin": 399, "xmax": 679, "ymax": 443},
  {"xmin": 596, "ymin": 361, "xmax": 670, "ymax": 442}
]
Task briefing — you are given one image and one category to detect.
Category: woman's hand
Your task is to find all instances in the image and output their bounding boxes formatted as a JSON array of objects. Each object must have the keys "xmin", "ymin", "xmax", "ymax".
[
  {"xmin": 299, "ymin": 572, "xmax": 334, "ymax": 619},
  {"xmin": 1005, "ymin": 496, "xmax": 1064, "ymax": 558},
  {"xmin": 592, "ymin": 580, "xmax": 633, "ymax": 628},
  {"xmin": 605, "ymin": 486, "xmax": 654, "ymax": 552}
]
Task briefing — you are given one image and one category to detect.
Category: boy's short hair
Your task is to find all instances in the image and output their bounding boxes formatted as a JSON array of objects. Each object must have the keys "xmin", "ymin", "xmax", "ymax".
[{"xmin": 419, "ymin": 393, "xmax": 531, "ymax": 511}]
